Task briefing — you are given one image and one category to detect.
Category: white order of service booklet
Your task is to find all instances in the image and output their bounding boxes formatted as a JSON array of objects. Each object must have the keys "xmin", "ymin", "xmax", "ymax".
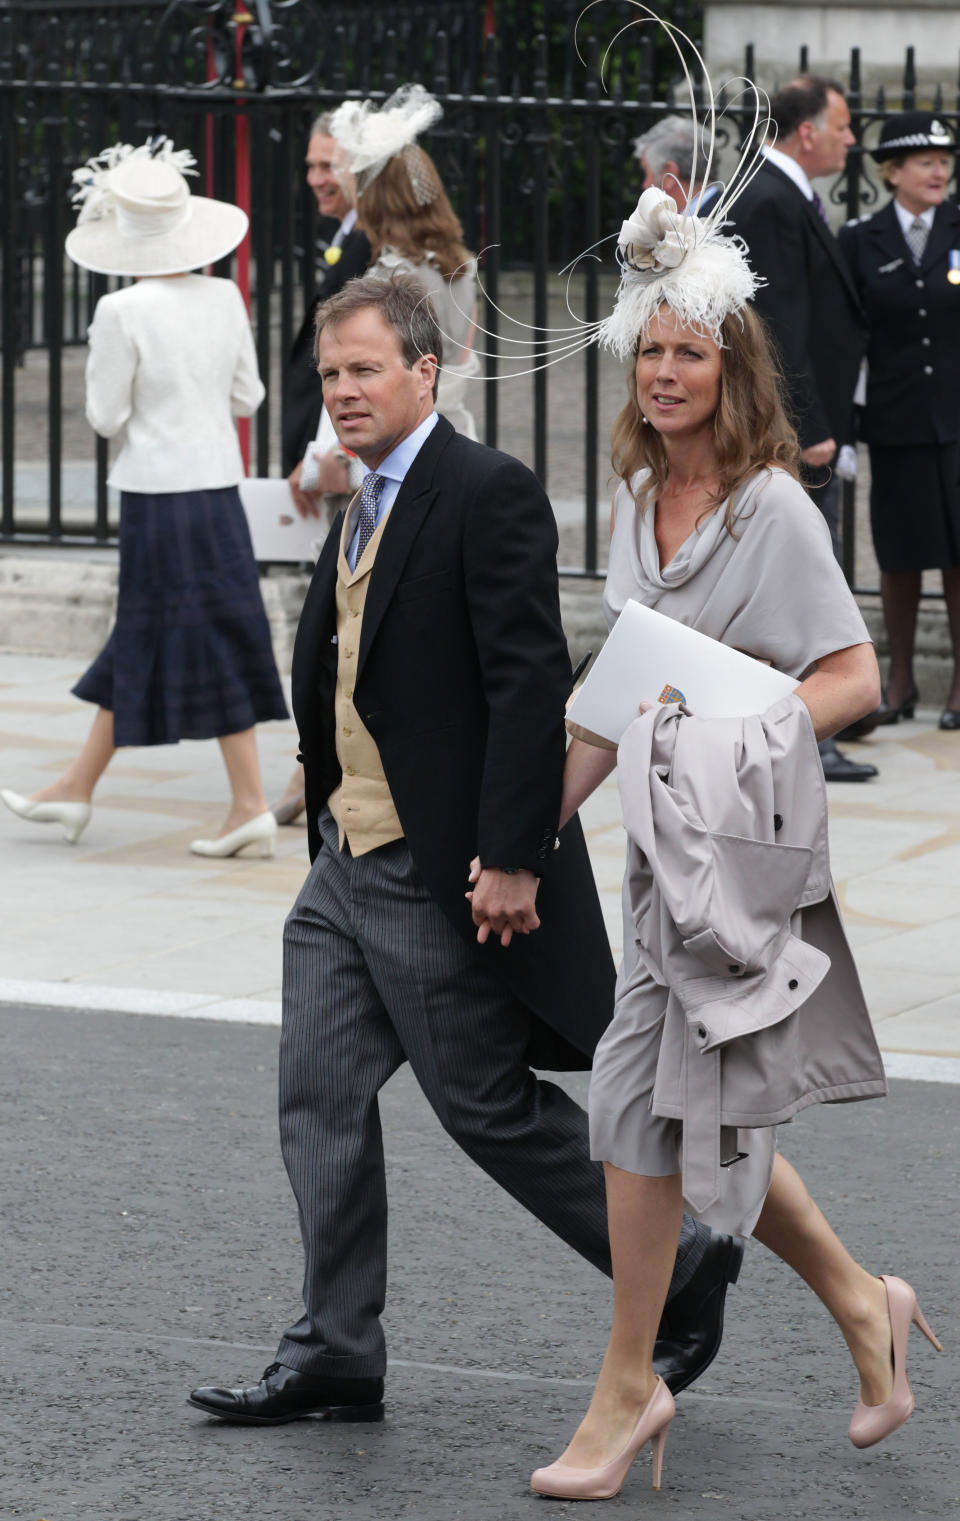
[
  {"xmin": 565, "ymin": 600, "xmax": 798, "ymax": 746},
  {"xmin": 239, "ymin": 478, "xmax": 326, "ymax": 562}
]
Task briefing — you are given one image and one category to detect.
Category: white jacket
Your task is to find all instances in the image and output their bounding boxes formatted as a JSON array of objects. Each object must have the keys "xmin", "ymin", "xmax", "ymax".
[{"xmin": 85, "ymin": 274, "xmax": 265, "ymax": 493}]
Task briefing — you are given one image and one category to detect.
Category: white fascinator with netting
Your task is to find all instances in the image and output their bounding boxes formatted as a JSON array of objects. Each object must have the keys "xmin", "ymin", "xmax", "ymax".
[
  {"xmin": 425, "ymin": 3, "xmax": 773, "ymax": 377},
  {"xmin": 330, "ymin": 83, "xmax": 443, "ymax": 205}
]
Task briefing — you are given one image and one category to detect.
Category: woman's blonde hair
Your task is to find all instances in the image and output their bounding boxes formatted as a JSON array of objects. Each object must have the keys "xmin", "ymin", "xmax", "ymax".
[
  {"xmin": 610, "ymin": 302, "xmax": 801, "ymax": 529},
  {"xmin": 357, "ymin": 148, "xmax": 471, "ymax": 278}
]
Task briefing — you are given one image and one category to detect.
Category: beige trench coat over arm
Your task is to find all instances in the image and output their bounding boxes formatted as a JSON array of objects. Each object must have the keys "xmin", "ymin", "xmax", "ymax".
[{"xmin": 617, "ymin": 692, "xmax": 887, "ymax": 1224}]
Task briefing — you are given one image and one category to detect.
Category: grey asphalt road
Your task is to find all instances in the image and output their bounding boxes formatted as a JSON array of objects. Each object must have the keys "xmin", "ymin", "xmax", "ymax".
[{"xmin": 1, "ymin": 1006, "xmax": 956, "ymax": 1521}]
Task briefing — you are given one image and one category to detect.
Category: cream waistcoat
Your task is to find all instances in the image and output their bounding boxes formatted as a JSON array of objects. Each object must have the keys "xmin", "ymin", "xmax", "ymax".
[{"xmin": 326, "ymin": 501, "xmax": 404, "ymax": 855}]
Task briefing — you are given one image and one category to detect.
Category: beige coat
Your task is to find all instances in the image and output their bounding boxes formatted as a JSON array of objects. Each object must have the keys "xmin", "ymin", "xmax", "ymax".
[{"xmin": 618, "ymin": 692, "xmax": 887, "ymax": 1226}]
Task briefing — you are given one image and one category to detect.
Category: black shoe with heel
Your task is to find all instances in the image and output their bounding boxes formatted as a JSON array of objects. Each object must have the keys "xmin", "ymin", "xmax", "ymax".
[{"xmin": 876, "ymin": 686, "xmax": 918, "ymax": 726}]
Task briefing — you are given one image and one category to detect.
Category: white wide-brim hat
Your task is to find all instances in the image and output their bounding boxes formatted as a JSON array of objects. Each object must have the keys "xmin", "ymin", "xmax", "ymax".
[{"xmin": 65, "ymin": 147, "xmax": 248, "ymax": 277}]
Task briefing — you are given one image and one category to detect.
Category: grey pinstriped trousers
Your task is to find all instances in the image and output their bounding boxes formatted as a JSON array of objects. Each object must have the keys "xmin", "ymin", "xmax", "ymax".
[{"xmin": 276, "ymin": 808, "xmax": 702, "ymax": 1378}]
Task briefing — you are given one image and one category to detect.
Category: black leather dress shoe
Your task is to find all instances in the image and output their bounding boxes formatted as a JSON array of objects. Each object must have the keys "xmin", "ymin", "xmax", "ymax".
[
  {"xmin": 819, "ymin": 737, "xmax": 877, "ymax": 782},
  {"xmin": 653, "ymin": 1231, "xmax": 744, "ymax": 1395},
  {"xmin": 188, "ymin": 1362, "xmax": 385, "ymax": 1424},
  {"xmin": 835, "ymin": 710, "xmax": 881, "ymax": 742}
]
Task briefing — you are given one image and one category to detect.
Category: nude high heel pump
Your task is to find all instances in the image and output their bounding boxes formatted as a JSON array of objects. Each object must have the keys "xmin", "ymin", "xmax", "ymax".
[
  {"xmin": 0, "ymin": 788, "xmax": 92, "ymax": 844},
  {"xmin": 848, "ymin": 1275, "xmax": 942, "ymax": 1449},
  {"xmin": 530, "ymin": 1377, "xmax": 675, "ymax": 1500}
]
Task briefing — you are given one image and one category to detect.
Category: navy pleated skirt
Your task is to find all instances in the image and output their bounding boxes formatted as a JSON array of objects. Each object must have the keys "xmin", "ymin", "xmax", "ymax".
[{"xmin": 73, "ymin": 486, "xmax": 289, "ymax": 747}]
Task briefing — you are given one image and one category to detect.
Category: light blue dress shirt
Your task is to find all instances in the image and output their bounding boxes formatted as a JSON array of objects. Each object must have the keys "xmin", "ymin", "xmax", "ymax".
[{"xmin": 346, "ymin": 410, "xmax": 439, "ymax": 571}]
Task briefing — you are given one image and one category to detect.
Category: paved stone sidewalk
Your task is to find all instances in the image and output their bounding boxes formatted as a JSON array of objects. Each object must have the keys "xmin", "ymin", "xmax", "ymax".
[{"xmin": 0, "ymin": 651, "xmax": 959, "ymax": 1075}]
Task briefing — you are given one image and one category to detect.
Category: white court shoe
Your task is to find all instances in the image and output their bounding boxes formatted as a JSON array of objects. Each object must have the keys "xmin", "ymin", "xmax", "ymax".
[
  {"xmin": 0, "ymin": 788, "xmax": 92, "ymax": 844},
  {"xmin": 190, "ymin": 810, "xmax": 277, "ymax": 859}
]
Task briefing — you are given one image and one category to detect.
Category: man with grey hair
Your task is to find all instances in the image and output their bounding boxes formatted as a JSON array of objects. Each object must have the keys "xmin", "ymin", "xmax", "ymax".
[
  {"xmin": 283, "ymin": 112, "xmax": 371, "ymax": 511},
  {"xmin": 633, "ymin": 113, "xmax": 713, "ymax": 209},
  {"xmin": 189, "ymin": 272, "xmax": 743, "ymax": 1430}
]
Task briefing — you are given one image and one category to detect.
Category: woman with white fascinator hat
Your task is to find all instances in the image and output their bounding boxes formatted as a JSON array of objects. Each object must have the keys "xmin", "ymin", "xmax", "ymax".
[
  {"xmin": 328, "ymin": 84, "xmax": 480, "ymax": 439},
  {"xmin": 470, "ymin": 5, "xmax": 942, "ymax": 1499},
  {"xmin": 0, "ymin": 139, "xmax": 289, "ymax": 858}
]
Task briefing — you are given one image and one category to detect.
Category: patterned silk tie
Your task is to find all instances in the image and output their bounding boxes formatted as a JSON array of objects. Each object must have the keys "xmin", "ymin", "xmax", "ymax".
[
  {"xmin": 353, "ymin": 471, "xmax": 385, "ymax": 568},
  {"xmin": 810, "ymin": 190, "xmax": 830, "ymax": 225},
  {"xmin": 905, "ymin": 215, "xmax": 929, "ymax": 265}
]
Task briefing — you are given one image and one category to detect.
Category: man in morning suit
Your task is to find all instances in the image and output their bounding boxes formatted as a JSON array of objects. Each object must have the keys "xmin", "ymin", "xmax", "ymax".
[
  {"xmin": 722, "ymin": 75, "xmax": 878, "ymax": 780},
  {"xmin": 282, "ymin": 113, "xmax": 372, "ymax": 516},
  {"xmin": 189, "ymin": 274, "xmax": 743, "ymax": 1427}
]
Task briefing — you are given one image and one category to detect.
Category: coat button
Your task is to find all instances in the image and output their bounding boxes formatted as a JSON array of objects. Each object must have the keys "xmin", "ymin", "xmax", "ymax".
[
  {"xmin": 774, "ymin": 813, "xmax": 784, "ymax": 831},
  {"xmin": 918, "ymin": 307, "xmax": 927, "ymax": 316},
  {"xmin": 915, "ymin": 278, "xmax": 925, "ymax": 288},
  {"xmin": 924, "ymin": 365, "xmax": 934, "ymax": 375},
  {"xmin": 788, "ymin": 978, "xmax": 799, "ymax": 990},
  {"xmin": 697, "ymin": 1025, "xmax": 707, "ymax": 1040},
  {"xmin": 727, "ymin": 963, "xmax": 739, "ymax": 974},
  {"xmin": 922, "ymin": 336, "xmax": 931, "ymax": 347}
]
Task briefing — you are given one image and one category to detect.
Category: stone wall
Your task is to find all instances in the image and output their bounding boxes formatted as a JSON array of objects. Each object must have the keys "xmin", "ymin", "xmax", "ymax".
[{"xmin": 704, "ymin": 0, "xmax": 960, "ymax": 95}]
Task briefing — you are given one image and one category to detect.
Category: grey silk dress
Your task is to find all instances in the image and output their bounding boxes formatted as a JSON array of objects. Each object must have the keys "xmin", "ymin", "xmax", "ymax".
[{"xmin": 586, "ymin": 467, "xmax": 879, "ymax": 1233}]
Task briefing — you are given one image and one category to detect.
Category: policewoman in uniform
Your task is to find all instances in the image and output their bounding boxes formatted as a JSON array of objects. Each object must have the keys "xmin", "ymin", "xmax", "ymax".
[{"xmin": 839, "ymin": 112, "xmax": 960, "ymax": 728}]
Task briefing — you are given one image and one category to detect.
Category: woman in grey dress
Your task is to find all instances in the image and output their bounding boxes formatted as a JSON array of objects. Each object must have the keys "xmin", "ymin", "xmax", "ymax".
[{"xmin": 524, "ymin": 189, "xmax": 941, "ymax": 1500}]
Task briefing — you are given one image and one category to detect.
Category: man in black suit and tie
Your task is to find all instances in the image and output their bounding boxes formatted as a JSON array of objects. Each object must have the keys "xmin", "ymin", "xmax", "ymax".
[
  {"xmin": 723, "ymin": 76, "xmax": 878, "ymax": 779},
  {"xmin": 283, "ymin": 113, "xmax": 372, "ymax": 517},
  {"xmin": 189, "ymin": 273, "xmax": 743, "ymax": 1427}
]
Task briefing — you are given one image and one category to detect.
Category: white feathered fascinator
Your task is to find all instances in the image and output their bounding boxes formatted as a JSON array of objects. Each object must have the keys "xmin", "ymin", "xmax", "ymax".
[
  {"xmin": 70, "ymin": 137, "xmax": 198, "ymax": 224},
  {"xmin": 330, "ymin": 83, "xmax": 443, "ymax": 205},
  {"xmin": 422, "ymin": 3, "xmax": 773, "ymax": 378}
]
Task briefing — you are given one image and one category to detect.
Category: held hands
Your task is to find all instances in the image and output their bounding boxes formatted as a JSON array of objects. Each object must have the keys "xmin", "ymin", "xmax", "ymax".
[{"xmin": 466, "ymin": 857, "xmax": 540, "ymax": 947}]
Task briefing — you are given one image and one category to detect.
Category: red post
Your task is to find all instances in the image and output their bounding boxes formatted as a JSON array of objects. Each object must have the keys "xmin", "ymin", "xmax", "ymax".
[
  {"xmin": 232, "ymin": 9, "xmax": 253, "ymax": 474},
  {"xmin": 484, "ymin": 0, "xmax": 496, "ymax": 37}
]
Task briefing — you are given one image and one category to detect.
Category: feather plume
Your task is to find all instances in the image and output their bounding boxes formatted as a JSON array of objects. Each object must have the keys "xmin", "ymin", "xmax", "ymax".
[{"xmin": 69, "ymin": 137, "xmax": 197, "ymax": 224}]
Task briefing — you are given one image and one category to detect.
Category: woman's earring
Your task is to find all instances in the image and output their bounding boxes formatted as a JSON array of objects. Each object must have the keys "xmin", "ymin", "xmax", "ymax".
[{"xmin": 641, "ymin": 415, "xmax": 648, "ymax": 424}]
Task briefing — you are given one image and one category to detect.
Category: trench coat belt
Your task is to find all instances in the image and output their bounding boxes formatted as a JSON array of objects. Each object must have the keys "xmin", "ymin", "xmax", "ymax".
[{"xmin": 682, "ymin": 1031, "xmax": 722, "ymax": 1212}]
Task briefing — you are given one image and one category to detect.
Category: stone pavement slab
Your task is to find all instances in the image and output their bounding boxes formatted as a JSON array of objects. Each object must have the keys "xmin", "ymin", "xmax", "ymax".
[
  {"xmin": 0, "ymin": 1006, "xmax": 956, "ymax": 1521},
  {"xmin": 1, "ymin": 653, "xmax": 960, "ymax": 1071}
]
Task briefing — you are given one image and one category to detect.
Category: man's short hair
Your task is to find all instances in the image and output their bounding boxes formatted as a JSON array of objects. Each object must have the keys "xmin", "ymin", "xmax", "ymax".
[
  {"xmin": 314, "ymin": 273, "xmax": 444, "ymax": 399},
  {"xmin": 770, "ymin": 76, "xmax": 846, "ymax": 138},
  {"xmin": 632, "ymin": 114, "xmax": 711, "ymax": 184},
  {"xmin": 309, "ymin": 111, "xmax": 335, "ymax": 139}
]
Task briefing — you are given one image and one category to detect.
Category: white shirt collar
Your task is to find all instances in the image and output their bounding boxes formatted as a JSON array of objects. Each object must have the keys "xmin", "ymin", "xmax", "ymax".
[
  {"xmin": 362, "ymin": 411, "xmax": 439, "ymax": 488},
  {"xmin": 893, "ymin": 199, "xmax": 936, "ymax": 237},
  {"xmin": 762, "ymin": 144, "xmax": 815, "ymax": 202},
  {"xmin": 333, "ymin": 207, "xmax": 358, "ymax": 245}
]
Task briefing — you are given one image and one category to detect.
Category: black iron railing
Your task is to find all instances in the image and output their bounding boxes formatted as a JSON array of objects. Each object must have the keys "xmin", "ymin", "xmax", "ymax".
[{"xmin": 2, "ymin": 0, "xmax": 959, "ymax": 591}]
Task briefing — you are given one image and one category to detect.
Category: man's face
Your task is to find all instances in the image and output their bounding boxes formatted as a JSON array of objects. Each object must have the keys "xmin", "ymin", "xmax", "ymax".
[
  {"xmin": 317, "ymin": 307, "xmax": 437, "ymax": 469},
  {"xmin": 803, "ymin": 90, "xmax": 855, "ymax": 179},
  {"xmin": 306, "ymin": 133, "xmax": 352, "ymax": 221}
]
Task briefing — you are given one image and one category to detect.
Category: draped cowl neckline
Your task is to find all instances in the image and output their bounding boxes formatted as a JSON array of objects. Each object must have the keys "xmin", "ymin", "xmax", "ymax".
[{"xmin": 628, "ymin": 474, "xmax": 765, "ymax": 597}]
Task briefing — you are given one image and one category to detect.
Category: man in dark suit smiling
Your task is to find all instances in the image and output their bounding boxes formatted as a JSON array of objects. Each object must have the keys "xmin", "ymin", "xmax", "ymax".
[
  {"xmin": 189, "ymin": 273, "xmax": 743, "ymax": 1428},
  {"xmin": 282, "ymin": 114, "xmax": 371, "ymax": 514}
]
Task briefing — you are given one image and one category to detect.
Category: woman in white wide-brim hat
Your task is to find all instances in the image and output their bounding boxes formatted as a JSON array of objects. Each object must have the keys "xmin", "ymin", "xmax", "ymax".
[{"xmin": 0, "ymin": 139, "xmax": 289, "ymax": 858}]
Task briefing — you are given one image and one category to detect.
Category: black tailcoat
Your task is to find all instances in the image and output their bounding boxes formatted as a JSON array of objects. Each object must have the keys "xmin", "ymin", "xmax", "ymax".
[
  {"xmin": 291, "ymin": 416, "xmax": 616, "ymax": 1069},
  {"xmin": 281, "ymin": 225, "xmax": 372, "ymax": 473},
  {"xmin": 838, "ymin": 198, "xmax": 960, "ymax": 446},
  {"xmin": 722, "ymin": 159, "xmax": 867, "ymax": 449}
]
